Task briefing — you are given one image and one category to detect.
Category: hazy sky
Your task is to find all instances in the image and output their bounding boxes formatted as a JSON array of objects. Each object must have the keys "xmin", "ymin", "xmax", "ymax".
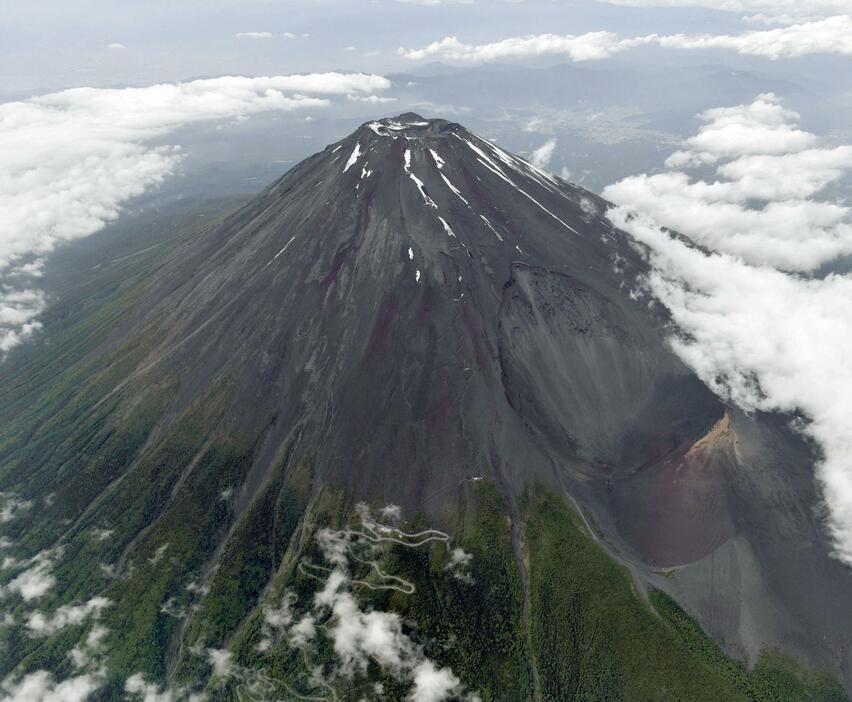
[{"xmin": 0, "ymin": 0, "xmax": 827, "ymax": 95}]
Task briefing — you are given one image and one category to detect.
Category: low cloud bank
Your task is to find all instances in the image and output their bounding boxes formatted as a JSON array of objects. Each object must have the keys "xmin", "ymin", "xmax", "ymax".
[
  {"xmin": 399, "ymin": 15, "xmax": 852, "ymax": 63},
  {"xmin": 603, "ymin": 94, "xmax": 852, "ymax": 271},
  {"xmin": 0, "ymin": 72, "xmax": 390, "ymax": 353},
  {"xmin": 594, "ymin": 0, "xmax": 851, "ymax": 23},
  {"xmin": 604, "ymin": 94, "xmax": 852, "ymax": 563}
]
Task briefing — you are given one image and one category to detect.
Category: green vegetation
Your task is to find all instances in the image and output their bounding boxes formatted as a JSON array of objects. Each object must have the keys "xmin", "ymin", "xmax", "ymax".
[
  {"xmin": 210, "ymin": 484, "xmax": 352, "ymax": 700},
  {"xmin": 0, "ymin": 203, "xmax": 248, "ymax": 684},
  {"xmin": 525, "ymin": 488, "xmax": 847, "ymax": 702},
  {"xmin": 0, "ymin": 200, "xmax": 243, "ymax": 557},
  {"xmin": 100, "ymin": 420, "xmax": 259, "ymax": 681},
  {"xmin": 652, "ymin": 590, "xmax": 847, "ymax": 702},
  {"xmin": 378, "ymin": 484, "xmax": 533, "ymax": 700},
  {"xmin": 174, "ymin": 453, "xmax": 312, "ymax": 683},
  {"xmin": 203, "ymin": 483, "xmax": 532, "ymax": 701}
]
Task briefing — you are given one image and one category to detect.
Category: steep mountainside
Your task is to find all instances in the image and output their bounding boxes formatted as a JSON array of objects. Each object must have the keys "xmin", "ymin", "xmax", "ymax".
[{"xmin": 0, "ymin": 114, "xmax": 849, "ymax": 701}]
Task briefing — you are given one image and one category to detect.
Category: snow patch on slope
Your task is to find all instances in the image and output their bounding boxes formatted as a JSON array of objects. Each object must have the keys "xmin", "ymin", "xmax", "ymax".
[{"xmin": 343, "ymin": 143, "xmax": 362, "ymax": 173}]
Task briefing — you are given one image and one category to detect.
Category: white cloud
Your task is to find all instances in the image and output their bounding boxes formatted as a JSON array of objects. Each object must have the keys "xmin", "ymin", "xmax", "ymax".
[
  {"xmin": 1, "ymin": 670, "xmax": 104, "ymax": 702},
  {"xmin": 289, "ymin": 614, "xmax": 316, "ymax": 647},
  {"xmin": 399, "ymin": 15, "xmax": 852, "ymax": 63},
  {"xmin": 610, "ymin": 207, "xmax": 852, "ymax": 564},
  {"xmin": 148, "ymin": 543, "xmax": 169, "ymax": 566},
  {"xmin": 593, "ymin": 0, "xmax": 852, "ymax": 20},
  {"xmin": 323, "ymin": 598, "xmax": 402, "ymax": 677},
  {"xmin": 262, "ymin": 595, "xmax": 293, "ymax": 630},
  {"xmin": 0, "ymin": 72, "xmax": 390, "ymax": 354},
  {"xmin": 26, "ymin": 596, "xmax": 111, "ymax": 636},
  {"xmin": 409, "ymin": 661, "xmax": 463, "ymax": 702},
  {"xmin": 399, "ymin": 32, "xmax": 652, "ymax": 62},
  {"xmin": 665, "ymin": 93, "xmax": 816, "ymax": 165},
  {"xmin": 603, "ymin": 94, "xmax": 852, "ymax": 271},
  {"xmin": 347, "ymin": 94, "xmax": 397, "ymax": 104},
  {"xmin": 90, "ymin": 528, "xmax": 113, "ymax": 542},
  {"xmin": 185, "ymin": 580, "xmax": 208, "ymax": 596},
  {"xmin": 107, "ymin": 43, "xmax": 125, "ymax": 50},
  {"xmin": 1, "ymin": 551, "xmax": 125, "ymax": 696},
  {"xmin": 246, "ymin": 508, "xmax": 474, "ymax": 699},
  {"xmin": 2, "ymin": 611, "xmax": 110, "ymax": 700},
  {"xmin": 256, "ymin": 591, "xmax": 297, "ymax": 652},
  {"xmin": 68, "ymin": 625, "xmax": 108, "ymax": 669},
  {"xmin": 124, "ymin": 673, "xmax": 177, "ymax": 702},
  {"xmin": 380, "ymin": 504, "xmax": 402, "ymax": 521},
  {"xmin": 445, "ymin": 547, "xmax": 473, "ymax": 569},
  {"xmin": 530, "ymin": 138, "xmax": 557, "ymax": 169},
  {"xmin": 235, "ymin": 32, "xmax": 273, "ymax": 39},
  {"xmin": 656, "ymin": 15, "xmax": 852, "ymax": 58},
  {"xmin": 444, "ymin": 546, "xmax": 474, "ymax": 583},
  {"xmin": 309, "ymin": 511, "xmax": 468, "ymax": 694},
  {"xmin": 124, "ymin": 669, "xmax": 206, "ymax": 702},
  {"xmin": 133, "ymin": 507, "xmax": 475, "ymax": 700},
  {"xmin": 604, "ymin": 95, "xmax": 852, "ymax": 565},
  {"xmin": 397, "ymin": 0, "xmax": 475, "ymax": 4},
  {"xmin": 207, "ymin": 649, "xmax": 234, "ymax": 678},
  {"xmin": 2, "ymin": 549, "xmax": 59, "ymax": 601},
  {"xmin": 0, "ymin": 492, "xmax": 32, "ymax": 523}
]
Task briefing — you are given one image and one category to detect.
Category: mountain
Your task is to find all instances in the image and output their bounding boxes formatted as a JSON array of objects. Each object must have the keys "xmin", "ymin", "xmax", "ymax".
[{"xmin": 0, "ymin": 114, "xmax": 849, "ymax": 701}]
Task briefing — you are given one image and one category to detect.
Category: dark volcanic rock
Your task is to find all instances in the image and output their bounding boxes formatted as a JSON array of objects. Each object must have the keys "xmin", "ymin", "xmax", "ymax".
[{"xmin": 94, "ymin": 114, "xmax": 721, "ymax": 512}]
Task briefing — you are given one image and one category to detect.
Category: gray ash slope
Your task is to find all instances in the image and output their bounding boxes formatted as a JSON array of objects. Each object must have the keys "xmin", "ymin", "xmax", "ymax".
[
  {"xmin": 112, "ymin": 112, "xmax": 720, "ymax": 508},
  {"xmin": 4, "ymin": 113, "xmax": 852, "ymax": 692}
]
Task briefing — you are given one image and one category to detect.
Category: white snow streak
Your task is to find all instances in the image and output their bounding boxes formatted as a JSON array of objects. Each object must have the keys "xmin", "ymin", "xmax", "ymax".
[
  {"xmin": 458, "ymin": 133, "xmax": 580, "ymax": 236},
  {"xmin": 514, "ymin": 185, "xmax": 581, "ymax": 235},
  {"xmin": 409, "ymin": 173, "xmax": 438, "ymax": 208},
  {"xmin": 479, "ymin": 215, "xmax": 503, "ymax": 241},
  {"xmin": 457, "ymin": 136, "xmax": 514, "ymax": 185},
  {"xmin": 343, "ymin": 143, "xmax": 362, "ymax": 172},
  {"xmin": 438, "ymin": 216, "xmax": 456, "ymax": 238},
  {"xmin": 440, "ymin": 173, "xmax": 470, "ymax": 206},
  {"xmin": 274, "ymin": 236, "xmax": 296, "ymax": 260},
  {"xmin": 356, "ymin": 164, "xmax": 372, "ymax": 189}
]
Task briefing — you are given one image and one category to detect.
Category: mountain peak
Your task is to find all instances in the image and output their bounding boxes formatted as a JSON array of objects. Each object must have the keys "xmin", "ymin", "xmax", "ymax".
[
  {"xmin": 357, "ymin": 113, "xmax": 455, "ymax": 139},
  {"xmin": 315, "ymin": 112, "xmax": 596, "ymax": 269},
  {"xmin": 67, "ymin": 112, "xmax": 647, "ymax": 510},
  {"xmin": 392, "ymin": 111, "xmax": 427, "ymax": 122}
]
